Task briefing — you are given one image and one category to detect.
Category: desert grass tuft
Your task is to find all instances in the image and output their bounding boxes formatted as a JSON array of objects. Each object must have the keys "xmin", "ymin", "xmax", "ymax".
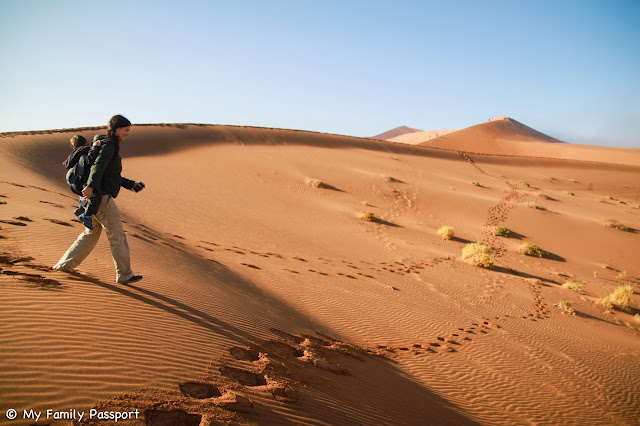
[
  {"xmin": 307, "ymin": 179, "xmax": 330, "ymax": 189},
  {"xmin": 520, "ymin": 242, "xmax": 547, "ymax": 258},
  {"xmin": 361, "ymin": 211, "xmax": 375, "ymax": 222},
  {"xmin": 562, "ymin": 281, "xmax": 583, "ymax": 293},
  {"xmin": 494, "ymin": 226, "xmax": 511, "ymax": 237},
  {"xmin": 528, "ymin": 202, "xmax": 547, "ymax": 211},
  {"xmin": 599, "ymin": 284, "xmax": 632, "ymax": 310},
  {"xmin": 565, "ymin": 191, "xmax": 575, "ymax": 196},
  {"xmin": 603, "ymin": 219, "xmax": 631, "ymax": 232},
  {"xmin": 472, "ymin": 181, "xmax": 481, "ymax": 187},
  {"xmin": 461, "ymin": 243, "xmax": 494, "ymax": 269},
  {"xmin": 519, "ymin": 181, "xmax": 530, "ymax": 187},
  {"xmin": 437, "ymin": 226, "xmax": 455, "ymax": 240},
  {"xmin": 558, "ymin": 300, "xmax": 576, "ymax": 315},
  {"xmin": 383, "ymin": 175, "xmax": 401, "ymax": 183}
]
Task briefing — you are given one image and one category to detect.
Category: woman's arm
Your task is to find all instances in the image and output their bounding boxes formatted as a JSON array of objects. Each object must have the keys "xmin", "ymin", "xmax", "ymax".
[{"xmin": 120, "ymin": 177, "xmax": 136, "ymax": 190}]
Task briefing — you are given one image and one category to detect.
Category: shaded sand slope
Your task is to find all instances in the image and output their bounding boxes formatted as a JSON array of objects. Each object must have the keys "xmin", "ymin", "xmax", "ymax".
[{"xmin": 1, "ymin": 124, "xmax": 640, "ymax": 424}]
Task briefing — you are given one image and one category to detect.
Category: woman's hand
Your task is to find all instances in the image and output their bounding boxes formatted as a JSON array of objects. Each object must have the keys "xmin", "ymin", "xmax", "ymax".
[
  {"xmin": 132, "ymin": 182, "xmax": 145, "ymax": 193},
  {"xmin": 82, "ymin": 186, "xmax": 94, "ymax": 200}
]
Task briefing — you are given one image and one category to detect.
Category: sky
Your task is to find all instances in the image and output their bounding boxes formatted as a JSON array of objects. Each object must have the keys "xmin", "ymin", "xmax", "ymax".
[{"xmin": 0, "ymin": 0, "xmax": 638, "ymax": 147}]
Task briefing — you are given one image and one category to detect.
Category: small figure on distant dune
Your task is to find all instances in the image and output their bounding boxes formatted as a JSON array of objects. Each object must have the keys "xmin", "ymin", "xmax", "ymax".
[{"xmin": 54, "ymin": 115, "xmax": 145, "ymax": 284}]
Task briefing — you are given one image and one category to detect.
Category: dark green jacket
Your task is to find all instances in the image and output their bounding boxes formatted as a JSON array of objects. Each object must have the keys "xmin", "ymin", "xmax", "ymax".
[{"xmin": 86, "ymin": 139, "xmax": 135, "ymax": 198}]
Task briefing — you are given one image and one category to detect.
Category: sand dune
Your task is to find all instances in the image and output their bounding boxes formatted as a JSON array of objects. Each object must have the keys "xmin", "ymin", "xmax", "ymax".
[
  {"xmin": 1, "ymin": 124, "xmax": 640, "ymax": 425},
  {"xmin": 372, "ymin": 125, "xmax": 422, "ymax": 140},
  {"xmin": 388, "ymin": 129, "xmax": 458, "ymax": 144},
  {"xmin": 414, "ymin": 116, "xmax": 640, "ymax": 167}
]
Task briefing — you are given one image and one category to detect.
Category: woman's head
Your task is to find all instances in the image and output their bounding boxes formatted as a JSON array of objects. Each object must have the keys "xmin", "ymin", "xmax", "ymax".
[{"xmin": 107, "ymin": 115, "xmax": 132, "ymax": 142}]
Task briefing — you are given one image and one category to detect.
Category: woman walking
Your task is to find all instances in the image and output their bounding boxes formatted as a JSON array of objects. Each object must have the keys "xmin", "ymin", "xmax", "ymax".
[{"xmin": 54, "ymin": 115, "xmax": 144, "ymax": 284}]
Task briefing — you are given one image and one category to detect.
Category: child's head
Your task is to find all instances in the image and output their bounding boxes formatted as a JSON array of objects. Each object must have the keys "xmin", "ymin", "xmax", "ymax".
[{"xmin": 70, "ymin": 135, "xmax": 87, "ymax": 150}]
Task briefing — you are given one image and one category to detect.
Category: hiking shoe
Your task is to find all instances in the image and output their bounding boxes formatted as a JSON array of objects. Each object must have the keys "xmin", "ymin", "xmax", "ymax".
[
  {"xmin": 79, "ymin": 213, "xmax": 94, "ymax": 230},
  {"xmin": 120, "ymin": 275, "xmax": 143, "ymax": 285}
]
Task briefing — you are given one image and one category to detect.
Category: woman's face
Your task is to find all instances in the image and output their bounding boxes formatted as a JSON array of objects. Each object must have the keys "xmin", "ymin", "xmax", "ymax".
[{"xmin": 116, "ymin": 126, "xmax": 132, "ymax": 141}]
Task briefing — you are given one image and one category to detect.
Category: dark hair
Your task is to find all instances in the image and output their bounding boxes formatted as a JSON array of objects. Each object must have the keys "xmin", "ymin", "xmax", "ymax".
[
  {"xmin": 107, "ymin": 115, "xmax": 132, "ymax": 143},
  {"xmin": 106, "ymin": 115, "xmax": 131, "ymax": 156},
  {"xmin": 70, "ymin": 135, "xmax": 87, "ymax": 150}
]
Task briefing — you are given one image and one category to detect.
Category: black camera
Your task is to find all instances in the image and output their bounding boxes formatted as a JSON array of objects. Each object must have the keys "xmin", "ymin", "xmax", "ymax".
[{"xmin": 133, "ymin": 182, "xmax": 145, "ymax": 192}]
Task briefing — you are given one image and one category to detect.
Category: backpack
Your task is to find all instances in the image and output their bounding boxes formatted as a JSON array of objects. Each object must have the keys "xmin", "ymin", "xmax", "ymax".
[
  {"xmin": 65, "ymin": 135, "xmax": 107, "ymax": 195},
  {"xmin": 66, "ymin": 150, "xmax": 92, "ymax": 195}
]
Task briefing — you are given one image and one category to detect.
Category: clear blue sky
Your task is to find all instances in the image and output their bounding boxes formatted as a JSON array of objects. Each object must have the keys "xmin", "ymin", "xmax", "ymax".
[{"xmin": 1, "ymin": 0, "xmax": 638, "ymax": 147}]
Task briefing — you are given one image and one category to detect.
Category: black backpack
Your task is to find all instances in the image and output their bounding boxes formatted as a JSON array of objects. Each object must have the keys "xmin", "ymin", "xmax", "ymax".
[
  {"xmin": 66, "ymin": 152, "xmax": 92, "ymax": 195},
  {"xmin": 65, "ymin": 135, "xmax": 106, "ymax": 195}
]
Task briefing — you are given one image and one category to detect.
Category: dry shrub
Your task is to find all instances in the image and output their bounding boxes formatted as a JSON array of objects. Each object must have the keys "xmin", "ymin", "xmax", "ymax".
[
  {"xmin": 437, "ymin": 226, "xmax": 455, "ymax": 240},
  {"xmin": 562, "ymin": 281, "xmax": 583, "ymax": 293},
  {"xmin": 361, "ymin": 212, "xmax": 374, "ymax": 222},
  {"xmin": 558, "ymin": 300, "xmax": 576, "ymax": 315},
  {"xmin": 520, "ymin": 242, "xmax": 546, "ymax": 258},
  {"xmin": 603, "ymin": 219, "xmax": 631, "ymax": 232},
  {"xmin": 528, "ymin": 202, "xmax": 547, "ymax": 211},
  {"xmin": 599, "ymin": 285, "xmax": 632, "ymax": 310},
  {"xmin": 308, "ymin": 179, "xmax": 329, "ymax": 189},
  {"xmin": 461, "ymin": 243, "xmax": 494, "ymax": 269},
  {"xmin": 494, "ymin": 226, "xmax": 511, "ymax": 237}
]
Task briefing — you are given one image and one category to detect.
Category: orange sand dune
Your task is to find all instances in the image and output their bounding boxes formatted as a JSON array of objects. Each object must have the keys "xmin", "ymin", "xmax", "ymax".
[
  {"xmin": 372, "ymin": 125, "xmax": 422, "ymax": 140},
  {"xmin": 1, "ymin": 124, "xmax": 640, "ymax": 425},
  {"xmin": 418, "ymin": 116, "xmax": 640, "ymax": 167},
  {"xmin": 389, "ymin": 129, "xmax": 458, "ymax": 144}
]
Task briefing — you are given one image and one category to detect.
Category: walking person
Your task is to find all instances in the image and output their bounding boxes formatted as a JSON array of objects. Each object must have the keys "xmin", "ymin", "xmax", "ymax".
[{"xmin": 54, "ymin": 115, "xmax": 145, "ymax": 284}]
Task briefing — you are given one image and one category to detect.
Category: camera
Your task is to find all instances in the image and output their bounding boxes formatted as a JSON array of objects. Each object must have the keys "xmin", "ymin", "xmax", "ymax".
[{"xmin": 133, "ymin": 182, "xmax": 145, "ymax": 192}]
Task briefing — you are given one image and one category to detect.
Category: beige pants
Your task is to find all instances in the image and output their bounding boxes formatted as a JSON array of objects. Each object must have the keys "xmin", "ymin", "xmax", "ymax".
[{"xmin": 54, "ymin": 194, "xmax": 134, "ymax": 283}]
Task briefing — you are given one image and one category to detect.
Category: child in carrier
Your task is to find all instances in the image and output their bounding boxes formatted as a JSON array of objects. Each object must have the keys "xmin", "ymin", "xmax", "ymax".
[{"xmin": 64, "ymin": 134, "xmax": 106, "ymax": 229}]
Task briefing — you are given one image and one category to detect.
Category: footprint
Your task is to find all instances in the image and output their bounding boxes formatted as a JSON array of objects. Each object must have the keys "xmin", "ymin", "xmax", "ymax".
[
  {"xmin": 0, "ymin": 219, "xmax": 27, "ymax": 227},
  {"xmin": 269, "ymin": 328, "xmax": 305, "ymax": 344},
  {"xmin": 240, "ymin": 263, "xmax": 261, "ymax": 270},
  {"xmin": 45, "ymin": 218, "xmax": 74, "ymax": 227},
  {"xmin": 131, "ymin": 234, "xmax": 156, "ymax": 244},
  {"xmin": 39, "ymin": 201, "xmax": 65, "ymax": 209},
  {"xmin": 270, "ymin": 384, "xmax": 299, "ymax": 403},
  {"xmin": 266, "ymin": 340, "xmax": 305, "ymax": 357},
  {"xmin": 229, "ymin": 346, "xmax": 260, "ymax": 361},
  {"xmin": 179, "ymin": 382, "xmax": 222, "ymax": 399},
  {"xmin": 219, "ymin": 367, "xmax": 267, "ymax": 386}
]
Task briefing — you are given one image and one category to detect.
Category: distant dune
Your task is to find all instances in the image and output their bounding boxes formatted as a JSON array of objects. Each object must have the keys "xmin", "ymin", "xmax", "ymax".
[
  {"xmin": 1, "ymin": 123, "xmax": 639, "ymax": 424},
  {"xmin": 416, "ymin": 116, "xmax": 640, "ymax": 166},
  {"xmin": 389, "ymin": 129, "xmax": 458, "ymax": 145},
  {"xmin": 372, "ymin": 125, "xmax": 422, "ymax": 140}
]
